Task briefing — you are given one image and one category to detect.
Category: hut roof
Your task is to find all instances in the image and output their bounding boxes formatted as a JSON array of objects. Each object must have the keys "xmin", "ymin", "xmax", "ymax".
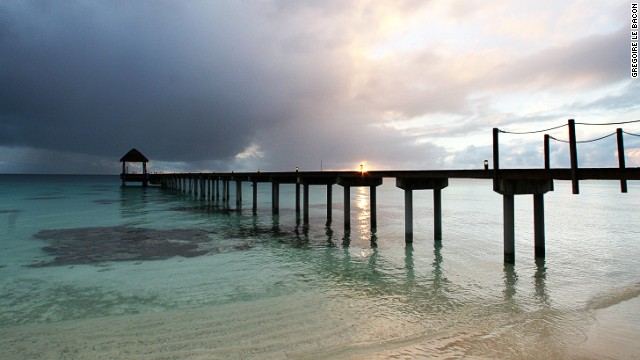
[{"xmin": 120, "ymin": 148, "xmax": 149, "ymax": 163}]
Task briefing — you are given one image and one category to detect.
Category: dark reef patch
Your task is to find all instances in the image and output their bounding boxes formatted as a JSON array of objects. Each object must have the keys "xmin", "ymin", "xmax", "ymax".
[{"xmin": 30, "ymin": 226, "xmax": 215, "ymax": 267}]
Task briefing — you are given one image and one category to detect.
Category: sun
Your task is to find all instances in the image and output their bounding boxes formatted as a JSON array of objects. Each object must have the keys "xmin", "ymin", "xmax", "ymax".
[{"xmin": 358, "ymin": 162, "xmax": 368, "ymax": 173}]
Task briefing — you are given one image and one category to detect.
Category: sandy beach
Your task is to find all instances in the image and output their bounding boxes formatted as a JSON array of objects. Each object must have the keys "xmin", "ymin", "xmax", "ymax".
[{"xmin": 2, "ymin": 287, "xmax": 638, "ymax": 360}]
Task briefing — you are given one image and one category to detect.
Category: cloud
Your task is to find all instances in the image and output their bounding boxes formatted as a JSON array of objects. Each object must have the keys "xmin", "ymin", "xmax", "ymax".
[{"xmin": 0, "ymin": 1, "xmax": 635, "ymax": 174}]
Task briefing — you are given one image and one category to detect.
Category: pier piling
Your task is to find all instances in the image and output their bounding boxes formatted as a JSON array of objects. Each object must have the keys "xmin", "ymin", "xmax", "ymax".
[
  {"xmin": 434, "ymin": 188, "xmax": 442, "ymax": 240},
  {"xmin": 396, "ymin": 178, "xmax": 448, "ymax": 242},
  {"xmin": 296, "ymin": 183, "xmax": 301, "ymax": 216},
  {"xmin": 370, "ymin": 185, "xmax": 377, "ymax": 229},
  {"xmin": 503, "ymin": 194, "xmax": 515, "ymax": 264},
  {"xmin": 337, "ymin": 176, "xmax": 382, "ymax": 231},
  {"xmin": 303, "ymin": 184, "xmax": 310, "ymax": 224},
  {"xmin": 404, "ymin": 189, "xmax": 413, "ymax": 243},
  {"xmin": 236, "ymin": 180, "xmax": 242, "ymax": 207},
  {"xmin": 343, "ymin": 186, "xmax": 351, "ymax": 229},
  {"xmin": 272, "ymin": 182, "xmax": 280, "ymax": 215},
  {"xmin": 495, "ymin": 179, "xmax": 553, "ymax": 263},
  {"xmin": 326, "ymin": 184, "xmax": 332, "ymax": 225},
  {"xmin": 252, "ymin": 180, "xmax": 258, "ymax": 214},
  {"xmin": 534, "ymin": 193, "xmax": 545, "ymax": 258}
]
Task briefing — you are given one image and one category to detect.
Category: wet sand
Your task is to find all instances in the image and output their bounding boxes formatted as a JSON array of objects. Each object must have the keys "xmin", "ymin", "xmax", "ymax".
[{"xmin": 2, "ymin": 289, "xmax": 637, "ymax": 359}]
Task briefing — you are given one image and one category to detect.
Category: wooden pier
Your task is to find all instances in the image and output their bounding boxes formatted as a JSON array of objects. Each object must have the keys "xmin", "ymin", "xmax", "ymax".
[
  {"xmin": 147, "ymin": 166, "xmax": 640, "ymax": 264},
  {"xmin": 125, "ymin": 119, "xmax": 640, "ymax": 263}
]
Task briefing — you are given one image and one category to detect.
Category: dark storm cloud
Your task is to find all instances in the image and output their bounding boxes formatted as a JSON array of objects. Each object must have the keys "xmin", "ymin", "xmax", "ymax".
[{"xmin": 0, "ymin": 1, "xmax": 335, "ymax": 162}]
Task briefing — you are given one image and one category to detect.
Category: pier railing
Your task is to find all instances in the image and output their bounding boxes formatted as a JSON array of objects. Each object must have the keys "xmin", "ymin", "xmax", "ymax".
[{"xmin": 495, "ymin": 118, "xmax": 640, "ymax": 194}]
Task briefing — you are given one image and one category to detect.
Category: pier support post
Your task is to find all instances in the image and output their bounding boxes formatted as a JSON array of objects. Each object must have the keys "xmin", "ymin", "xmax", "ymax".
[
  {"xmin": 396, "ymin": 178, "xmax": 448, "ymax": 243},
  {"xmin": 225, "ymin": 180, "xmax": 230, "ymax": 204},
  {"xmin": 337, "ymin": 176, "xmax": 382, "ymax": 231},
  {"xmin": 533, "ymin": 194, "xmax": 545, "ymax": 258},
  {"xmin": 236, "ymin": 180, "xmax": 242, "ymax": 208},
  {"xmin": 252, "ymin": 180, "xmax": 258, "ymax": 214},
  {"xmin": 493, "ymin": 127, "xmax": 500, "ymax": 192},
  {"xmin": 495, "ymin": 179, "xmax": 553, "ymax": 263},
  {"xmin": 326, "ymin": 184, "xmax": 332, "ymax": 225},
  {"xmin": 343, "ymin": 186, "xmax": 351, "ymax": 229},
  {"xmin": 434, "ymin": 189, "xmax": 442, "ymax": 240},
  {"xmin": 617, "ymin": 128, "xmax": 628, "ymax": 193},
  {"xmin": 272, "ymin": 182, "xmax": 279, "ymax": 215},
  {"xmin": 568, "ymin": 119, "xmax": 579, "ymax": 194},
  {"xmin": 299, "ymin": 177, "xmax": 338, "ymax": 226},
  {"xmin": 544, "ymin": 134, "xmax": 550, "ymax": 170},
  {"xmin": 296, "ymin": 183, "xmax": 301, "ymax": 217},
  {"xmin": 370, "ymin": 185, "xmax": 377, "ymax": 229},
  {"xmin": 503, "ymin": 194, "xmax": 515, "ymax": 264},
  {"xmin": 303, "ymin": 184, "xmax": 310, "ymax": 224},
  {"xmin": 404, "ymin": 189, "xmax": 413, "ymax": 243}
]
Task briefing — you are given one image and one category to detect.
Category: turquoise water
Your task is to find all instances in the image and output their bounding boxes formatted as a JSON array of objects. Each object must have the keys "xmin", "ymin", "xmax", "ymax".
[{"xmin": 1, "ymin": 175, "xmax": 639, "ymax": 359}]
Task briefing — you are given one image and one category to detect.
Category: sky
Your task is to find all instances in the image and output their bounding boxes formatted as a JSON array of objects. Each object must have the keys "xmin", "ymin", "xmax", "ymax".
[{"xmin": 1, "ymin": 0, "xmax": 638, "ymax": 174}]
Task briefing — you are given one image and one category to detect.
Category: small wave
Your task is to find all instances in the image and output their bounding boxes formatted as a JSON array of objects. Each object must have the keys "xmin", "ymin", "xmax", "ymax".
[{"xmin": 586, "ymin": 283, "xmax": 640, "ymax": 311}]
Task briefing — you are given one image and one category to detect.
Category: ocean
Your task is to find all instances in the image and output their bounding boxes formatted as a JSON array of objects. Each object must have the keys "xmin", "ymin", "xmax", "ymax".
[{"xmin": 0, "ymin": 174, "xmax": 639, "ymax": 359}]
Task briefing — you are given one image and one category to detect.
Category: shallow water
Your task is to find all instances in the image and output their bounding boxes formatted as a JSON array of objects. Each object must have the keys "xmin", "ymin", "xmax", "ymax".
[{"xmin": 1, "ymin": 175, "xmax": 639, "ymax": 359}]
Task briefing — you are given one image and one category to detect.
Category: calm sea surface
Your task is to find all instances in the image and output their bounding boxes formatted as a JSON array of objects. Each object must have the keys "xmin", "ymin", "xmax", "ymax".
[{"xmin": 1, "ymin": 174, "xmax": 639, "ymax": 359}]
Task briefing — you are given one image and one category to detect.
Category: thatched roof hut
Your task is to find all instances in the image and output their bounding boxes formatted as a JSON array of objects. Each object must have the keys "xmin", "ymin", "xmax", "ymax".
[
  {"xmin": 120, "ymin": 148, "xmax": 149, "ymax": 163},
  {"xmin": 120, "ymin": 148, "xmax": 149, "ymax": 186}
]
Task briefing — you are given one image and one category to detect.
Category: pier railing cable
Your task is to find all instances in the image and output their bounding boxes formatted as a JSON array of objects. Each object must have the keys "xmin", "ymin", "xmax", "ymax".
[
  {"xmin": 498, "ymin": 123, "xmax": 567, "ymax": 135},
  {"xmin": 623, "ymin": 130, "xmax": 640, "ymax": 137},
  {"xmin": 575, "ymin": 119, "xmax": 640, "ymax": 126},
  {"xmin": 498, "ymin": 119, "xmax": 640, "ymax": 135},
  {"xmin": 548, "ymin": 131, "xmax": 617, "ymax": 144}
]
